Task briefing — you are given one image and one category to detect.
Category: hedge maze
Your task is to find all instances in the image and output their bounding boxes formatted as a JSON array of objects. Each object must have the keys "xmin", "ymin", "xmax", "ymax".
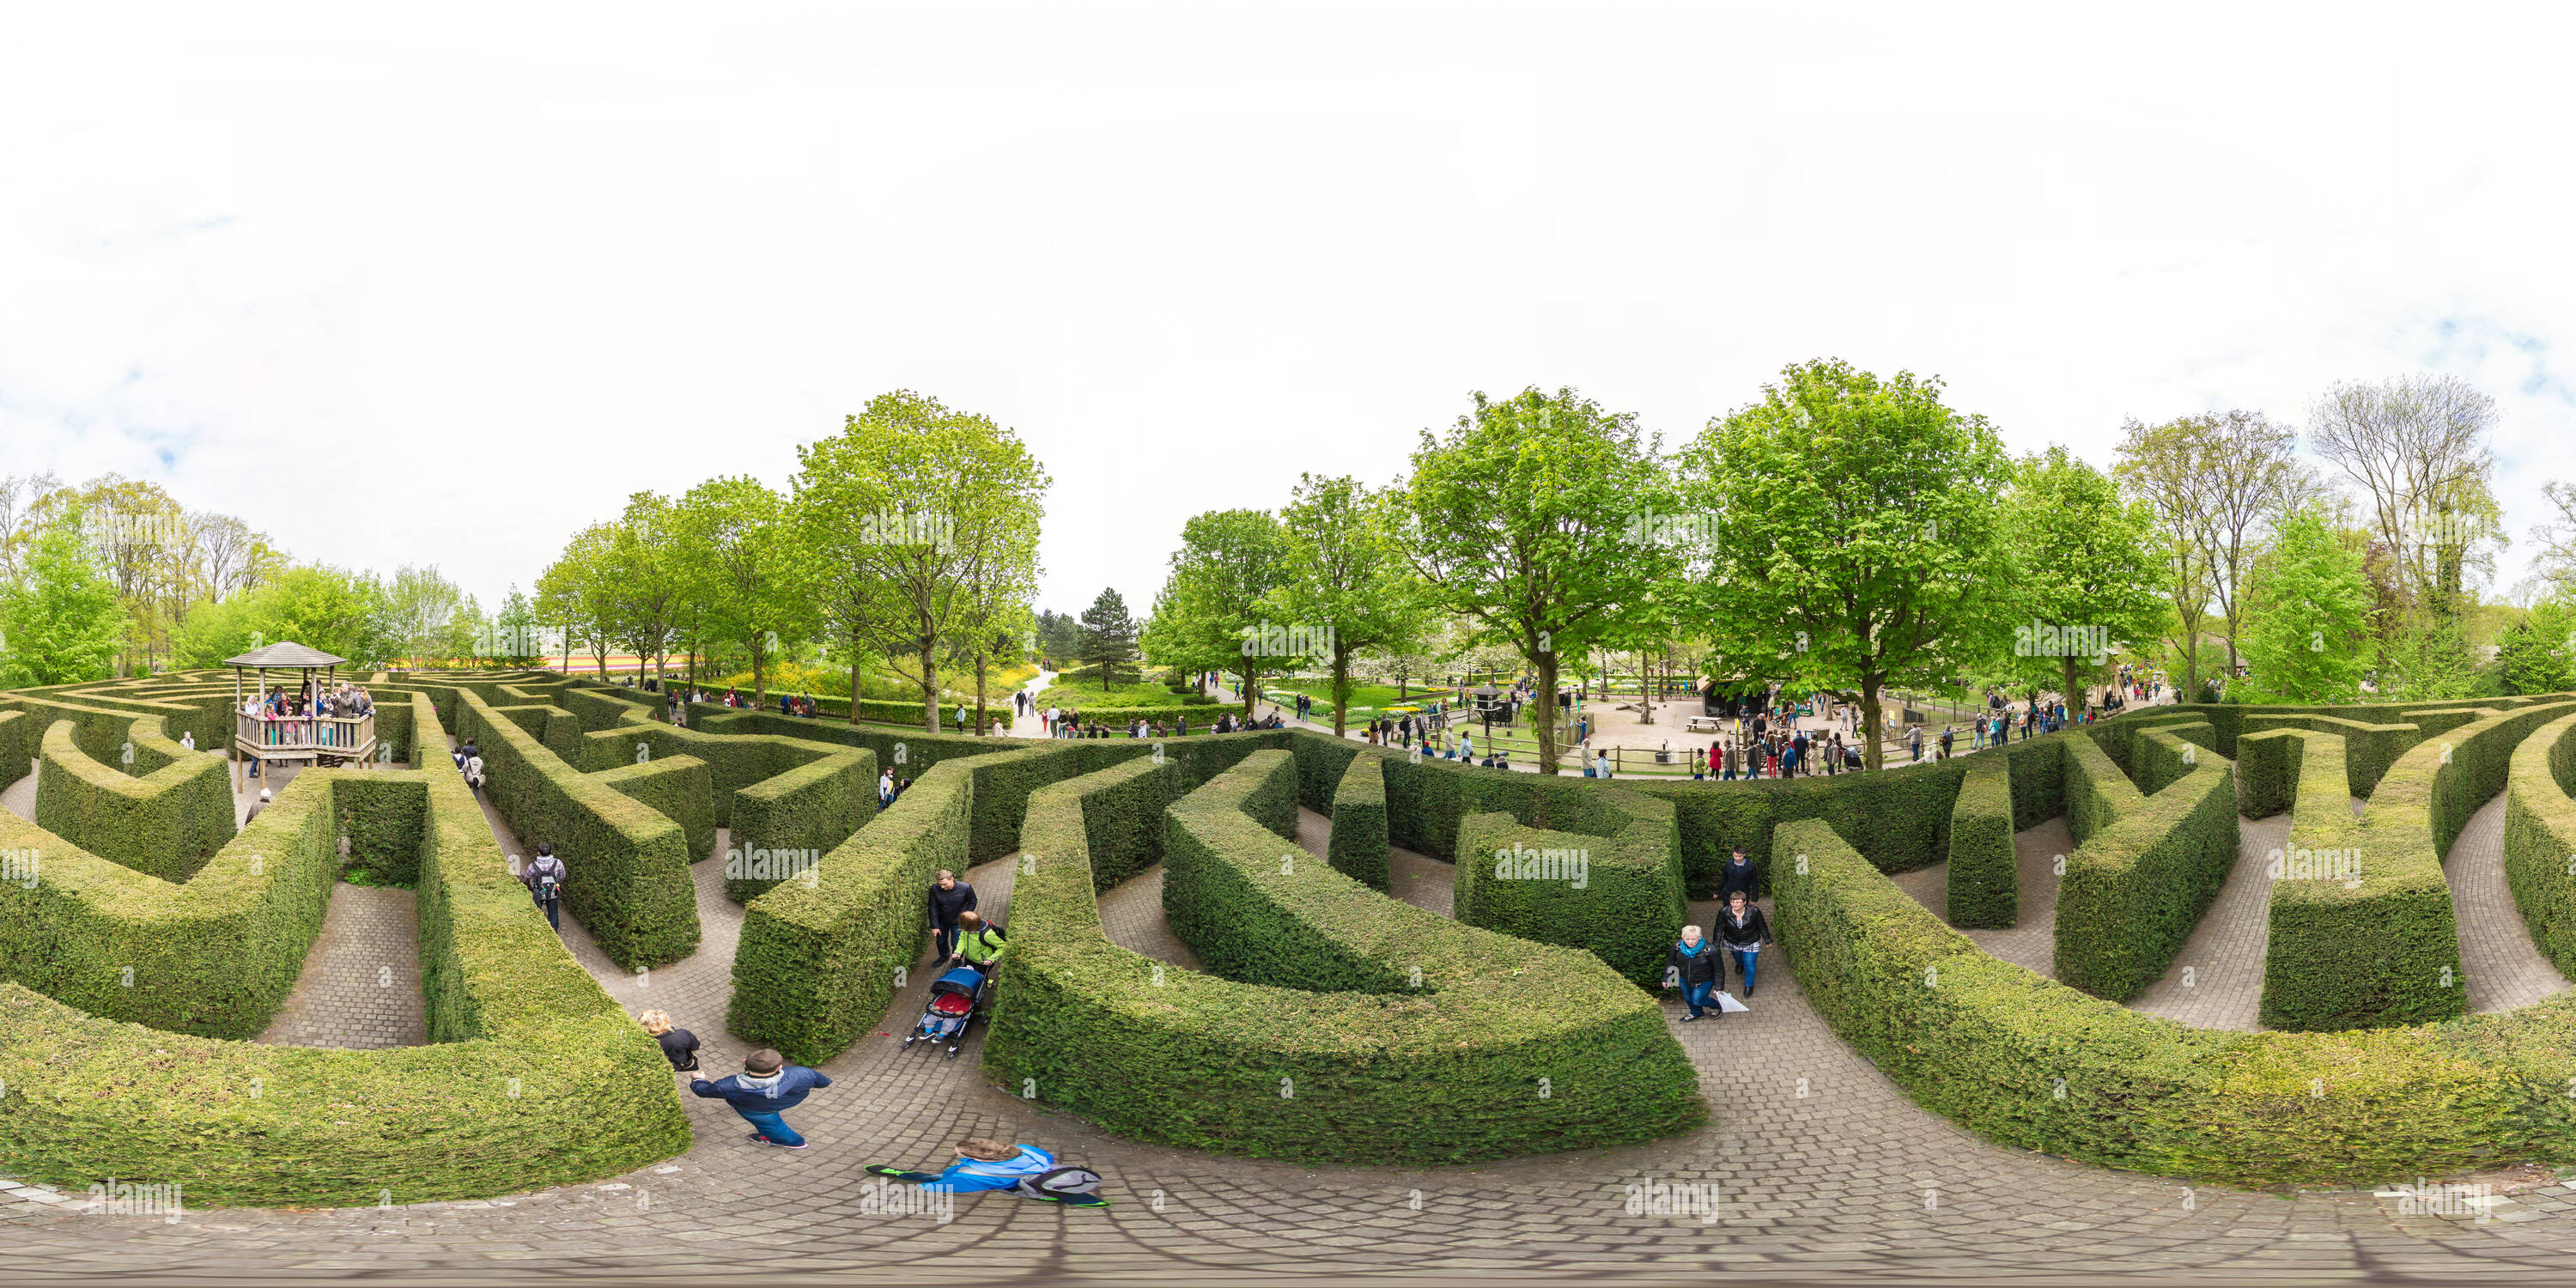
[{"xmin": 9, "ymin": 669, "xmax": 2576, "ymax": 1202}]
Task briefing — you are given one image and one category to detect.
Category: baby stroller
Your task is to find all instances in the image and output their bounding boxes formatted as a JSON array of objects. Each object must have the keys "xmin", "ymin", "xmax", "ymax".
[{"xmin": 903, "ymin": 965, "xmax": 988, "ymax": 1059}]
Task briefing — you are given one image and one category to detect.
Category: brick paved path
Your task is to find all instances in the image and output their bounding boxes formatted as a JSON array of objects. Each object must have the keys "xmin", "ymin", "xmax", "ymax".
[
  {"xmin": 2127, "ymin": 812, "xmax": 2288, "ymax": 1031},
  {"xmin": 254, "ymin": 884, "xmax": 429, "ymax": 1049},
  {"xmin": 22, "ymin": 763, "xmax": 2576, "ymax": 1278},
  {"xmin": 2450, "ymin": 793, "xmax": 2573, "ymax": 1013},
  {"xmin": 1889, "ymin": 818, "xmax": 2070, "ymax": 977},
  {"xmin": 0, "ymin": 762, "xmax": 31, "ymax": 822}
]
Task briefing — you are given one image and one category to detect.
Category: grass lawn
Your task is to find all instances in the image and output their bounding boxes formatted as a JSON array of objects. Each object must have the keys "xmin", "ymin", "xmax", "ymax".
[
  {"xmin": 1036, "ymin": 679, "xmax": 1227, "ymax": 710},
  {"xmin": 1260, "ymin": 678, "xmax": 1459, "ymax": 715}
]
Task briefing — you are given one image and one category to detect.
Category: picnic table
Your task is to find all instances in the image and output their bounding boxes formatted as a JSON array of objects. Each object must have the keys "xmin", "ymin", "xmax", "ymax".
[{"xmin": 1684, "ymin": 715, "xmax": 1725, "ymax": 733}]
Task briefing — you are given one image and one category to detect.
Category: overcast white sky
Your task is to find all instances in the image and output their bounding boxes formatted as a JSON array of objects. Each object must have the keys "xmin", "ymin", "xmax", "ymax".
[{"xmin": 4, "ymin": 3, "xmax": 2573, "ymax": 619}]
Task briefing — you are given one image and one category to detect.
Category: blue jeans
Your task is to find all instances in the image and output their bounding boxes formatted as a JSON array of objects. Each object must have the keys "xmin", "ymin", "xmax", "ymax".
[
  {"xmin": 537, "ymin": 896, "xmax": 560, "ymax": 931},
  {"xmin": 735, "ymin": 1108, "xmax": 804, "ymax": 1146},
  {"xmin": 1682, "ymin": 981, "xmax": 1713, "ymax": 1018},
  {"xmin": 1731, "ymin": 948, "xmax": 1759, "ymax": 990}
]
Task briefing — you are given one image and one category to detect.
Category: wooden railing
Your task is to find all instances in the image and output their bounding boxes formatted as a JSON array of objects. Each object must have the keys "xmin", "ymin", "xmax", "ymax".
[{"xmin": 236, "ymin": 712, "xmax": 375, "ymax": 755}]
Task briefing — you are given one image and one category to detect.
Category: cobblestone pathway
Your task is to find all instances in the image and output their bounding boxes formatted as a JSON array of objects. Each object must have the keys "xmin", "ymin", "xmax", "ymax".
[
  {"xmin": 24, "ymin": 762, "xmax": 2576, "ymax": 1279},
  {"xmin": 2129, "ymin": 812, "xmax": 2287, "ymax": 1031},
  {"xmin": 254, "ymin": 884, "xmax": 428, "ymax": 1049},
  {"xmin": 1889, "ymin": 817, "xmax": 2070, "ymax": 976},
  {"xmin": 2450, "ymin": 793, "xmax": 2573, "ymax": 1012}
]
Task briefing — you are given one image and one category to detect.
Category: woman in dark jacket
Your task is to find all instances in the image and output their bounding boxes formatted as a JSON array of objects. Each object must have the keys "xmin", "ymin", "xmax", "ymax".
[
  {"xmin": 1716, "ymin": 891, "xmax": 1775, "ymax": 999},
  {"xmin": 1663, "ymin": 926, "xmax": 1722, "ymax": 1022}
]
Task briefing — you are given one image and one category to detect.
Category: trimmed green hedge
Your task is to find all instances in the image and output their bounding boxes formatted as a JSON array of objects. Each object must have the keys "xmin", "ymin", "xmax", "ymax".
[
  {"xmin": 454, "ymin": 690, "xmax": 701, "ymax": 970},
  {"xmin": 0, "ymin": 686, "xmax": 689, "ymax": 1206},
  {"xmin": 728, "ymin": 751, "xmax": 990, "ymax": 1065},
  {"xmin": 0, "ymin": 709, "xmax": 27, "ymax": 783},
  {"xmin": 2503, "ymin": 709, "xmax": 2576, "ymax": 981},
  {"xmin": 2051, "ymin": 731, "xmax": 2239, "ymax": 1000},
  {"xmin": 1325, "ymin": 753, "xmax": 1389, "ymax": 890},
  {"xmin": 589, "ymin": 755, "xmax": 719, "ymax": 863},
  {"xmin": 1945, "ymin": 749, "xmax": 2016, "ymax": 928},
  {"xmin": 1768, "ymin": 814, "xmax": 2557, "ymax": 1188},
  {"xmin": 1048, "ymin": 747, "xmax": 1710, "ymax": 1163},
  {"xmin": 32, "ymin": 716, "xmax": 234, "ymax": 883},
  {"xmin": 2246, "ymin": 726, "xmax": 2460, "ymax": 1030},
  {"xmin": 724, "ymin": 746, "xmax": 877, "ymax": 903},
  {"xmin": 1450, "ymin": 788, "xmax": 1684, "ymax": 987}
]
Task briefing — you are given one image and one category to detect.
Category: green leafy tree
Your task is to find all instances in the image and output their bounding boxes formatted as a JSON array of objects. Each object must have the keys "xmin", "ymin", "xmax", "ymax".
[
  {"xmin": 1405, "ymin": 386, "xmax": 1673, "ymax": 773},
  {"xmin": 1677, "ymin": 360, "xmax": 2014, "ymax": 771},
  {"xmin": 609, "ymin": 493, "xmax": 687, "ymax": 686},
  {"xmin": 1264, "ymin": 474, "xmax": 1429, "ymax": 734},
  {"xmin": 2234, "ymin": 502, "xmax": 2374, "ymax": 702},
  {"xmin": 1078, "ymin": 588, "xmax": 1140, "ymax": 687},
  {"xmin": 2114, "ymin": 416, "xmax": 2222, "ymax": 700},
  {"xmin": 675, "ymin": 477, "xmax": 808, "ymax": 706},
  {"xmin": 535, "ymin": 523, "xmax": 621, "ymax": 676},
  {"xmin": 2375, "ymin": 616, "xmax": 2493, "ymax": 702},
  {"xmin": 2497, "ymin": 599, "xmax": 2576, "ymax": 696},
  {"xmin": 2004, "ymin": 447, "xmax": 2167, "ymax": 715},
  {"xmin": 0, "ymin": 517, "xmax": 127, "ymax": 686},
  {"xmin": 793, "ymin": 391, "xmax": 1049, "ymax": 731},
  {"xmin": 1151, "ymin": 509, "xmax": 1297, "ymax": 715}
]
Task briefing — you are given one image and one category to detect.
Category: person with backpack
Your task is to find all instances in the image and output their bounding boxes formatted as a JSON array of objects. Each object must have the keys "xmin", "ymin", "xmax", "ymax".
[
  {"xmin": 951, "ymin": 910, "xmax": 1006, "ymax": 972},
  {"xmin": 523, "ymin": 842, "xmax": 568, "ymax": 931},
  {"xmin": 1662, "ymin": 925, "xmax": 1721, "ymax": 1022},
  {"xmin": 686, "ymin": 1048, "xmax": 831, "ymax": 1149},
  {"xmin": 866, "ymin": 1138, "xmax": 1107, "ymax": 1206},
  {"xmin": 464, "ymin": 746, "xmax": 486, "ymax": 797}
]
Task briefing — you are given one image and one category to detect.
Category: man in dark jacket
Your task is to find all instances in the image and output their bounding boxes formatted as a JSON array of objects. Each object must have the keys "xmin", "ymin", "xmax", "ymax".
[
  {"xmin": 1715, "ymin": 847, "xmax": 1760, "ymax": 902},
  {"xmin": 1662, "ymin": 927, "xmax": 1722, "ymax": 1021},
  {"xmin": 927, "ymin": 870, "xmax": 977, "ymax": 960},
  {"xmin": 687, "ymin": 1048, "xmax": 831, "ymax": 1148}
]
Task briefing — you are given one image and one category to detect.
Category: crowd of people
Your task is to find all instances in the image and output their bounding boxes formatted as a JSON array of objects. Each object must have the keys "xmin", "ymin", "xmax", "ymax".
[{"xmin": 1036, "ymin": 703, "xmax": 1282, "ymax": 738}]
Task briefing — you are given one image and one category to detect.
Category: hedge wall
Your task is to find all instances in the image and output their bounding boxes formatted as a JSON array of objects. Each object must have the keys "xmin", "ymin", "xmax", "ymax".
[
  {"xmin": 2239, "ymin": 713, "xmax": 2421, "ymax": 800},
  {"xmin": 1945, "ymin": 749, "xmax": 2016, "ymax": 928},
  {"xmin": 1113, "ymin": 748, "xmax": 1706, "ymax": 1162},
  {"xmin": 1451, "ymin": 799, "xmax": 1685, "ymax": 987},
  {"xmin": 0, "ymin": 687, "xmax": 689, "ymax": 1206},
  {"xmin": 1768, "ymin": 814, "xmax": 2560, "ymax": 1188},
  {"xmin": 2051, "ymin": 731, "xmax": 2239, "ymax": 1001},
  {"xmin": 0, "ymin": 709, "xmax": 27, "ymax": 784},
  {"xmin": 2246, "ymin": 726, "xmax": 2458, "ymax": 1031},
  {"xmin": 1326, "ymin": 753, "xmax": 1389, "ymax": 890},
  {"xmin": 453, "ymin": 690, "xmax": 701, "ymax": 970},
  {"xmin": 2503, "ymin": 710, "xmax": 2576, "ymax": 981},
  {"xmin": 31, "ymin": 716, "xmax": 234, "ymax": 884},
  {"xmin": 1278, "ymin": 730, "xmax": 1973, "ymax": 900},
  {"xmin": 724, "ymin": 746, "xmax": 877, "ymax": 903},
  {"xmin": 727, "ymin": 751, "xmax": 987, "ymax": 1065},
  {"xmin": 588, "ymin": 755, "xmax": 719, "ymax": 864}
]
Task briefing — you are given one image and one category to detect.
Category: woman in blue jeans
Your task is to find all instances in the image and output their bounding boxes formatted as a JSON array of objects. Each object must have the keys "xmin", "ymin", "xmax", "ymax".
[
  {"xmin": 686, "ymin": 1048, "xmax": 832, "ymax": 1148},
  {"xmin": 1716, "ymin": 891, "xmax": 1774, "ymax": 999},
  {"xmin": 1663, "ymin": 926, "xmax": 1722, "ymax": 1021}
]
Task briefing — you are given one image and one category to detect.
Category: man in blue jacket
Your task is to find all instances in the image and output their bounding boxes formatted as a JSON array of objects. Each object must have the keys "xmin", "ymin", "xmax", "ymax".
[{"xmin": 686, "ymin": 1048, "xmax": 832, "ymax": 1148}]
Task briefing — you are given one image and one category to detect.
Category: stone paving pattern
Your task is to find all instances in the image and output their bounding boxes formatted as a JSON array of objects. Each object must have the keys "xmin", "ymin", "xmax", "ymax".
[{"xmin": 13, "ymin": 715, "xmax": 2576, "ymax": 1279}]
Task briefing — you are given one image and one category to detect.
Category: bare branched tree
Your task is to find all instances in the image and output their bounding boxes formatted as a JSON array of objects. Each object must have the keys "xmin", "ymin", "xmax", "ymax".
[{"xmin": 2307, "ymin": 374, "xmax": 2500, "ymax": 617}]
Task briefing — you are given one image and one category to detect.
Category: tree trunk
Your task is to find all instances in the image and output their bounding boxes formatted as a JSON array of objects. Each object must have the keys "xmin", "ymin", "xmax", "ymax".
[
  {"xmin": 1861, "ymin": 673, "xmax": 1884, "ymax": 772},
  {"xmin": 1241, "ymin": 664, "xmax": 1259, "ymax": 719},
  {"xmin": 847, "ymin": 634, "xmax": 865, "ymax": 726},
  {"xmin": 920, "ymin": 641, "xmax": 940, "ymax": 732},
  {"xmin": 752, "ymin": 637, "xmax": 768, "ymax": 708},
  {"xmin": 1332, "ymin": 644, "xmax": 1352, "ymax": 737},
  {"xmin": 2062, "ymin": 653, "xmax": 2081, "ymax": 723},
  {"xmin": 1535, "ymin": 649, "xmax": 1561, "ymax": 774},
  {"xmin": 1638, "ymin": 649, "xmax": 1655, "ymax": 724},
  {"xmin": 975, "ymin": 650, "xmax": 988, "ymax": 737}
]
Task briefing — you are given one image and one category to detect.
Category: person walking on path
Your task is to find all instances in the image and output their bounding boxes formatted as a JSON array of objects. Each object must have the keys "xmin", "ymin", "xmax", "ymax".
[
  {"xmin": 640, "ymin": 1009, "xmax": 700, "ymax": 1072},
  {"xmin": 1716, "ymin": 891, "xmax": 1774, "ymax": 999},
  {"xmin": 522, "ymin": 841, "xmax": 568, "ymax": 932},
  {"xmin": 1664, "ymin": 925, "xmax": 1721, "ymax": 1021},
  {"xmin": 1715, "ymin": 847, "xmax": 1759, "ymax": 902},
  {"xmin": 1908, "ymin": 725, "xmax": 1924, "ymax": 762},
  {"xmin": 927, "ymin": 869, "xmax": 977, "ymax": 960},
  {"xmin": 686, "ymin": 1048, "xmax": 831, "ymax": 1149}
]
